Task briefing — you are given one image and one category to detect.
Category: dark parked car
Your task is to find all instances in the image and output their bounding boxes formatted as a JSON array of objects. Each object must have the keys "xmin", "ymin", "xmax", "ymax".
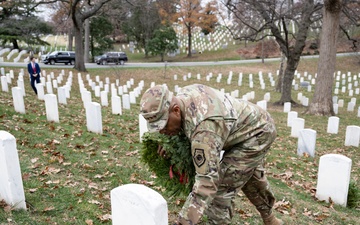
[
  {"xmin": 43, "ymin": 51, "xmax": 75, "ymax": 65},
  {"xmin": 94, "ymin": 52, "xmax": 128, "ymax": 65}
]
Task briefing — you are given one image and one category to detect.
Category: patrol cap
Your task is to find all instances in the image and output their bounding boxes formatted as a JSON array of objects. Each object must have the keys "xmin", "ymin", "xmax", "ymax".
[{"xmin": 140, "ymin": 85, "xmax": 173, "ymax": 132}]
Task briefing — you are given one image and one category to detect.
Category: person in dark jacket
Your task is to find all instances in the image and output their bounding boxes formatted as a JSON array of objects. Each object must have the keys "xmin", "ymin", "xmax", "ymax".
[{"xmin": 27, "ymin": 56, "xmax": 41, "ymax": 95}]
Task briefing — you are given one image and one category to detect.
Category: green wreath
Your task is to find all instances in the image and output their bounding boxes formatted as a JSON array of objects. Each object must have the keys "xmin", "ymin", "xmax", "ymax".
[{"xmin": 141, "ymin": 132, "xmax": 195, "ymax": 196}]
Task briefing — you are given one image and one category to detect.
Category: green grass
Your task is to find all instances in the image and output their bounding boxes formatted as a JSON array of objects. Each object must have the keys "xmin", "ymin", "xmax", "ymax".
[{"xmin": 0, "ymin": 56, "xmax": 359, "ymax": 224}]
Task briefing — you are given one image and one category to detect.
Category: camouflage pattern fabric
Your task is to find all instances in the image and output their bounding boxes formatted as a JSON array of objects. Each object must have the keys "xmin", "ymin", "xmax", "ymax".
[{"xmin": 176, "ymin": 84, "xmax": 277, "ymax": 225}]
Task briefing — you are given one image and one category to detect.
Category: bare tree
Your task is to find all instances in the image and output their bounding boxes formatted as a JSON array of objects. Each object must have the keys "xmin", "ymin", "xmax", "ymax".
[
  {"xmin": 48, "ymin": 2, "xmax": 74, "ymax": 51},
  {"xmin": 223, "ymin": 0, "xmax": 323, "ymax": 105},
  {"xmin": 71, "ymin": 0, "xmax": 112, "ymax": 71}
]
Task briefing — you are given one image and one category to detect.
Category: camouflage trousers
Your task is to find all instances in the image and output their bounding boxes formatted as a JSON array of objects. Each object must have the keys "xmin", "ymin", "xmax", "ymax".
[{"xmin": 204, "ymin": 122, "xmax": 277, "ymax": 225}]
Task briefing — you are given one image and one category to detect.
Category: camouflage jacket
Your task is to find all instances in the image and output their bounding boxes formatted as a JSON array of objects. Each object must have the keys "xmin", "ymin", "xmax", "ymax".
[{"xmin": 176, "ymin": 84, "xmax": 274, "ymax": 225}]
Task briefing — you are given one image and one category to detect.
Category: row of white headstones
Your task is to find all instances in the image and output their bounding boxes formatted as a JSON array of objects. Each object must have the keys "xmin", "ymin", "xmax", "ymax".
[
  {"xmin": 4, "ymin": 68, "xmax": 358, "ymax": 142},
  {"xmin": 0, "ymin": 48, "xmax": 28, "ymax": 63},
  {"xmin": 0, "ymin": 67, "xmax": 358, "ymax": 224},
  {"xmin": 173, "ymin": 70, "xmax": 360, "ymax": 112}
]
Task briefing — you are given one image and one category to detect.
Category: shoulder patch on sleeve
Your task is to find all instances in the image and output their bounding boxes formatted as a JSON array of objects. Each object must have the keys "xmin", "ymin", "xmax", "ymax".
[
  {"xmin": 193, "ymin": 148, "xmax": 206, "ymax": 167},
  {"xmin": 191, "ymin": 143, "xmax": 210, "ymax": 174}
]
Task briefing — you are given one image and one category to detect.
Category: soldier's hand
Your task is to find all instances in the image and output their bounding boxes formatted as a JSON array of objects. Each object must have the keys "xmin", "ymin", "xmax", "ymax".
[{"xmin": 157, "ymin": 145, "xmax": 167, "ymax": 158}]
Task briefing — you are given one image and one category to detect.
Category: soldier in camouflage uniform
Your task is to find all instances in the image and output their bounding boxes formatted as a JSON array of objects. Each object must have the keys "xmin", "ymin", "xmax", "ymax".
[{"xmin": 140, "ymin": 84, "xmax": 283, "ymax": 225}]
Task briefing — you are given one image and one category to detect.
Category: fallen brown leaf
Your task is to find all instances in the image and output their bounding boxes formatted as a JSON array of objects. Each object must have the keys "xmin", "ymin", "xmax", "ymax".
[{"xmin": 43, "ymin": 206, "xmax": 55, "ymax": 212}]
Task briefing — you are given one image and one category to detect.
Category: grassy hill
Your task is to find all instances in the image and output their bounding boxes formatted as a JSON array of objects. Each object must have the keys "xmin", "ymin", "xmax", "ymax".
[{"xmin": 0, "ymin": 56, "xmax": 359, "ymax": 224}]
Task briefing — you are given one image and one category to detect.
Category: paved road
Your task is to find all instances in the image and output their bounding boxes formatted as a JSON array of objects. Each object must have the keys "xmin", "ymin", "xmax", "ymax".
[{"xmin": 1, "ymin": 52, "xmax": 358, "ymax": 69}]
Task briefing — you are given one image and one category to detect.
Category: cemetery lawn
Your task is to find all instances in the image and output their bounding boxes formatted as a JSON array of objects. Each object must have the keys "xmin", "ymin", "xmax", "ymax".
[{"xmin": 0, "ymin": 56, "xmax": 359, "ymax": 225}]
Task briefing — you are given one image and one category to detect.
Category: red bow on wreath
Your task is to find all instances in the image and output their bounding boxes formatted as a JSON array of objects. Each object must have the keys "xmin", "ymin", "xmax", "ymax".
[{"xmin": 169, "ymin": 165, "xmax": 188, "ymax": 184}]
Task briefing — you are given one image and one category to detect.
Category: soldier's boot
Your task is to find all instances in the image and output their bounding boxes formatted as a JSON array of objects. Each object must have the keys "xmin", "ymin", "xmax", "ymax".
[{"xmin": 261, "ymin": 212, "xmax": 283, "ymax": 225}]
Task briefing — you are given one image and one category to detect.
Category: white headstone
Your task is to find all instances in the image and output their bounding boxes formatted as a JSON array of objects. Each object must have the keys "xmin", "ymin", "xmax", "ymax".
[
  {"xmin": 118, "ymin": 86, "xmax": 123, "ymax": 95},
  {"xmin": 297, "ymin": 93, "xmax": 302, "ymax": 101},
  {"xmin": 0, "ymin": 131, "xmax": 26, "ymax": 209},
  {"xmin": 350, "ymin": 97, "xmax": 356, "ymax": 104},
  {"xmin": 256, "ymin": 100, "xmax": 267, "ymax": 111},
  {"xmin": 344, "ymin": 125, "xmax": 360, "ymax": 147},
  {"xmin": 250, "ymin": 91, "xmax": 255, "ymax": 100},
  {"xmin": 338, "ymin": 99, "xmax": 344, "ymax": 107},
  {"xmin": 291, "ymin": 118, "xmax": 305, "ymax": 137},
  {"xmin": 302, "ymin": 97, "xmax": 309, "ymax": 106},
  {"xmin": 287, "ymin": 111, "xmax": 298, "ymax": 127},
  {"xmin": 58, "ymin": 87, "xmax": 67, "ymax": 105},
  {"xmin": 85, "ymin": 102, "xmax": 103, "ymax": 134},
  {"xmin": 17, "ymin": 79, "xmax": 25, "ymax": 96},
  {"xmin": 284, "ymin": 102, "xmax": 291, "ymax": 112},
  {"xmin": 111, "ymin": 87, "xmax": 117, "ymax": 97},
  {"xmin": 122, "ymin": 94, "xmax": 130, "ymax": 109},
  {"xmin": 46, "ymin": 81, "xmax": 53, "ymax": 94},
  {"xmin": 34, "ymin": 83, "xmax": 44, "ymax": 100},
  {"xmin": 11, "ymin": 87, "xmax": 25, "ymax": 114},
  {"xmin": 139, "ymin": 114, "xmax": 149, "ymax": 143},
  {"xmin": 100, "ymin": 91, "xmax": 108, "ymax": 107},
  {"xmin": 316, "ymin": 154, "xmax": 352, "ymax": 207},
  {"xmin": 82, "ymin": 91, "xmax": 92, "ymax": 108},
  {"xmin": 249, "ymin": 81, "xmax": 253, "ymax": 88},
  {"xmin": 332, "ymin": 96, "xmax": 338, "ymax": 104},
  {"xmin": 95, "ymin": 86, "xmax": 101, "ymax": 97},
  {"xmin": 6, "ymin": 73, "xmax": 11, "ymax": 84},
  {"xmin": 347, "ymin": 102, "xmax": 355, "ymax": 111},
  {"xmin": 1, "ymin": 76, "xmax": 8, "ymax": 92},
  {"xmin": 52, "ymin": 80, "xmax": 58, "ymax": 89},
  {"xmin": 341, "ymin": 87, "xmax": 346, "ymax": 93},
  {"xmin": 44, "ymin": 94, "xmax": 59, "ymax": 123},
  {"xmin": 333, "ymin": 103, "xmax": 338, "ymax": 114},
  {"xmin": 111, "ymin": 96, "xmax": 122, "ymax": 115},
  {"xmin": 297, "ymin": 129, "xmax": 316, "ymax": 157},
  {"xmin": 110, "ymin": 184, "xmax": 168, "ymax": 225},
  {"xmin": 129, "ymin": 91, "xmax": 136, "ymax": 104},
  {"xmin": 264, "ymin": 93, "xmax": 270, "ymax": 102},
  {"xmin": 327, "ymin": 116, "xmax": 339, "ymax": 134}
]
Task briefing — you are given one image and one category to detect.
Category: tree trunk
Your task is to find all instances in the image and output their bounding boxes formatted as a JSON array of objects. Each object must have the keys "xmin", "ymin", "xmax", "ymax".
[
  {"xmin": 273, "ymin": 0, "xmax": 314, "ymax": 105},
  {"xmin": 68, "ymin": 28, "xmax": 74, "ymax": 51},
  {"xmin": 160, "ymin": 53, "xmax": 164, "ymax": 62},
  {"xmin": 307, "ymin": 0, "xmax": 342, "ymax": 115},
  {"xmin": 74, "ymin": 17, "xmax": 87, "ymax": 72},
  {"xmin": 276, "ymin": 53, "xmax": 286, "ymax": 92},
  {"xmin": 12, "ymin": 39, "xmax": 19, "ymax": 49},
  {"xmin": 187, "ymin": 25, "xmax": 192, "ymax": 57},
  {"xmin": 84, "ymin": 18, "xmax": 90, "ymax": 63},
  {"xmin": 70, "ymin": 0, "xmax": 111, "ymax": 71},
  {"xmin": 275, "ymin": 56, "xmax": 298, "ymax": 105}
]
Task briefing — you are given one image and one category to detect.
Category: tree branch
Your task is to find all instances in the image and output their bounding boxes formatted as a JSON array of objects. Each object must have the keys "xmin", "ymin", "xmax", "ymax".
[{"xmin": 339, "ymin": 24, "xmax": 358, "ymax": 51}]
